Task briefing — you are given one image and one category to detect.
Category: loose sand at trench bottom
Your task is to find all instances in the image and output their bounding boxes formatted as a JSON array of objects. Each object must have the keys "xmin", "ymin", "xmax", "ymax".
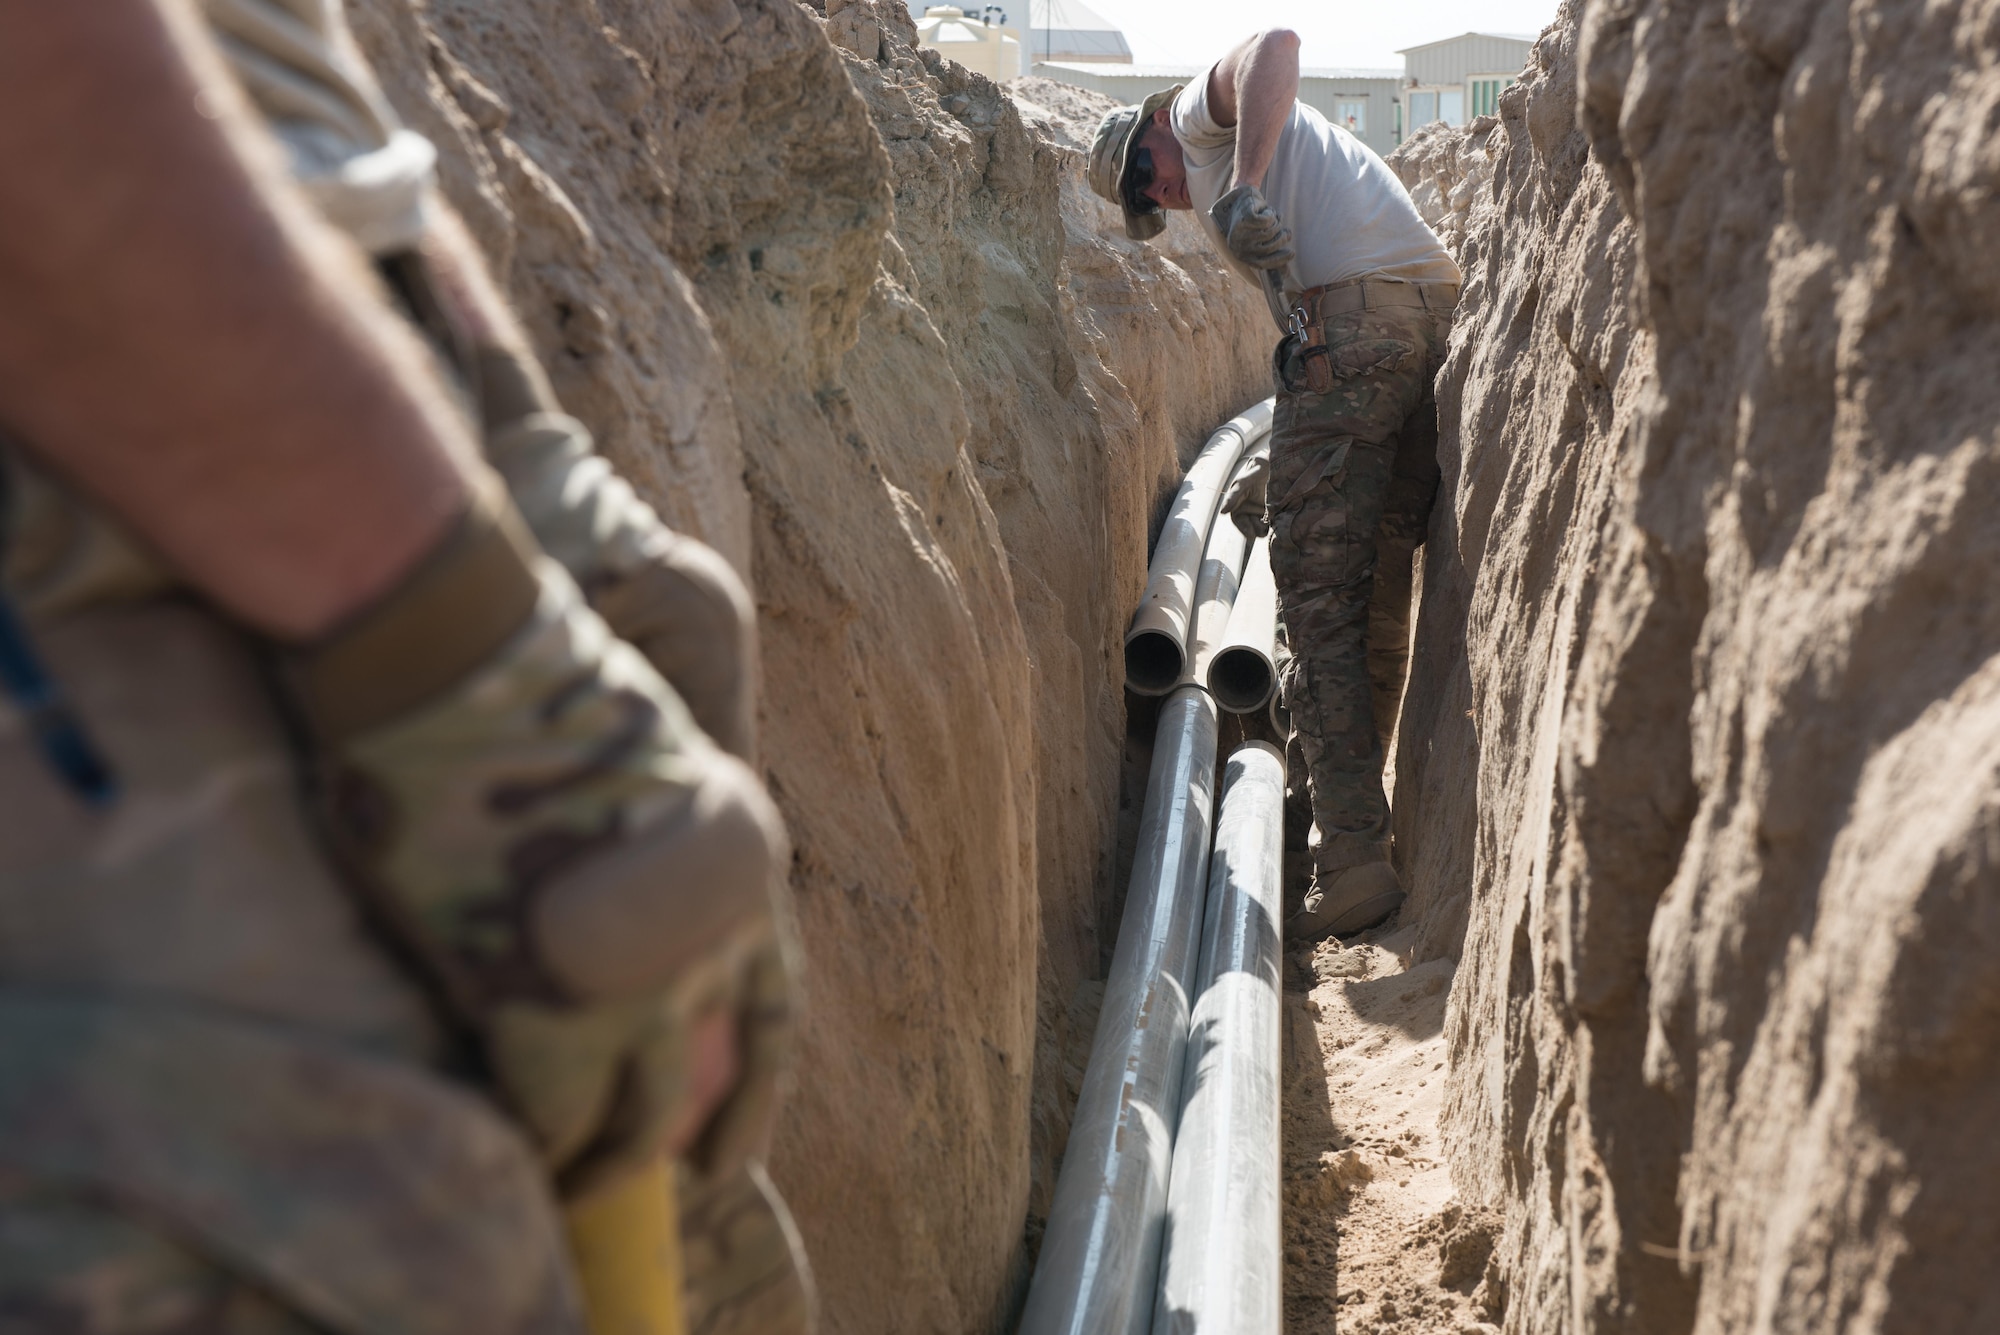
[{"xmin": 1283, "ymin": 923, "xmax": 1501, "ymax": 1334}]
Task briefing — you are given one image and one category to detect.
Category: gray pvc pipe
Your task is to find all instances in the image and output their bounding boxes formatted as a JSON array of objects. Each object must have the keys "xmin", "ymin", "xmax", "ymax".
[
  {"xmin": 1151, "ymin": 740, "xmax": 1286, "ymax": 1335},
  {"xmin": 1019, "ymin": 685, "xmax": 1220, "ymax": 1335},
  {"xmin": 1125, "ymin": 400, "xmax": 1274, "ymax": 695},
  {"xmin": 1207, "ymin": 537, "xmax": 1279, "ymax": 714},
  {"xmin": 1177, "ymin": 508, "xmax": 1251, "ymax": 692}
]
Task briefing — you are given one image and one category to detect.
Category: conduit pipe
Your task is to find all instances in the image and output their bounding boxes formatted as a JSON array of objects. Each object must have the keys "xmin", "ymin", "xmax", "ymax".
[
  {"xmin": 1207, "ymin": 537, "xmax": 1279, "ymax": 714},
  {"xmin": 1019, "ymin": 685, "xmax": 1220, "ymax": 1335},
  {"xmin": 1124, "ymin": 400, "xmax": 1274, "ymax": 695},
  {"xmin": 1151, "ymin": 741, "xmax": 1286, "ymax": 1335},
  {"xmin": 1178, "ymin": 504, "xmax": 1251, "ymax": 692}
]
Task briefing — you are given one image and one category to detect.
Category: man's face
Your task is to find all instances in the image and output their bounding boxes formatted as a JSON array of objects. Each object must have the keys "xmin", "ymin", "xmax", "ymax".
[{"xmin": 1130, "ymin": 109, "xmax": 1191, "ymax": 212}]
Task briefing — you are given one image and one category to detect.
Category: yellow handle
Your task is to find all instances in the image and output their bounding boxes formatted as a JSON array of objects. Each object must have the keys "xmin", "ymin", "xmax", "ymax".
[{"xmin": 563, "ymin": 1159, "xmax": 687, "ymax": 1335}]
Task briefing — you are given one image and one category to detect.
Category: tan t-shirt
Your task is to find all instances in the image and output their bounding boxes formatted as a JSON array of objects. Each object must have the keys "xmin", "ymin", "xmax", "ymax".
[
  {"xmin": 204, "ymin": 0, "xmax": 435, "ymax": 255},
  {"xmin": 1172, "ymin": 65, "xmax": 1459, "ymax": 324}
]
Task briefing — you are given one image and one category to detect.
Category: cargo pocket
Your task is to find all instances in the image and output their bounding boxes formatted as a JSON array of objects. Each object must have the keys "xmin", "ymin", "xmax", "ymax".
[
  {"xmin": 1270, "ymin": 438, "xmax": 1352, "ymax": 519},
  {"xmin": 1265, "ymin": 431, "xmax": 1356, "ymax": 608}
]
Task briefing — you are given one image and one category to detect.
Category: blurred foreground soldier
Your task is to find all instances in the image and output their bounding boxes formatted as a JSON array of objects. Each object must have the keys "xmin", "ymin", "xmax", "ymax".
[
  {"xmin": 1087, "ymin": 30, "xmax": 1460, "ymax": 940},
  {"xmin": 200, "ymin": 11, "xmax": 816, "ymax": 1329},
  {"xmin": 0, "ymin": 3, "xmax": 807, "ymax": 1333}
]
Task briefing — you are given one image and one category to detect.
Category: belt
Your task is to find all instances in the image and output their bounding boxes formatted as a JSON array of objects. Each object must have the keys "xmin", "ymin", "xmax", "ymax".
[
  {"xmin": 1293, "ymin": 277, "xmax": 1460, "ymax": 320},
  {"xmin": 1282, "ymin": 278, "xmax": 1459, "ymax": 395}
]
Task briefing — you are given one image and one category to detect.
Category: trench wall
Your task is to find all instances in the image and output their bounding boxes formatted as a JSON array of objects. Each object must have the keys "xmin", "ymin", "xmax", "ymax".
[
  {"xmin": 1391, "ymin": 1, "xmax": 2000, "ymax": 1330},
  {"xmin": 346, "ymin": 1, "xmax": 1269, "ymax": 1329}
]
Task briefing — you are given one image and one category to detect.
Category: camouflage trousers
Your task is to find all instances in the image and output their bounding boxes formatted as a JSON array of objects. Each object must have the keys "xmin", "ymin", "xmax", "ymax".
[{"xmin": 1268, "ymin": 285, "xmax": 1456, "ymax": 877}]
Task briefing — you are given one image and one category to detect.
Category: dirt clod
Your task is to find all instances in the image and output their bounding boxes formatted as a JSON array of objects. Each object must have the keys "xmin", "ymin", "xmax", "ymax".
[{"xmin": 1432, "ymin": 1206, "xmax": 1501, "ymax": 1291}]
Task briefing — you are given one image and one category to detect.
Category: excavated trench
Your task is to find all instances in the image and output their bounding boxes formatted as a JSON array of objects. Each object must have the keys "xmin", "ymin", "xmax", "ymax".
[
  {"xmin": 351, "ymin": 0, "xmax": 2000, "ymax": 1330},
  {"xmin": 1017, "ymin": 398, "xmax": 1479, "ymax": 1334}
]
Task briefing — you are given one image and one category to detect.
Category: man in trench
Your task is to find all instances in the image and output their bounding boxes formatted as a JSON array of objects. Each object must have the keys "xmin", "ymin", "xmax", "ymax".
[{"xmin": 1088, "ymin": 30, "xmax": 1461, "ymax": 940}]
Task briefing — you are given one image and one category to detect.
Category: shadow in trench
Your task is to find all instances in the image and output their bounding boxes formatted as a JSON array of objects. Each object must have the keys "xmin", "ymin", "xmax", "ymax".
[{"xmin": 1280, "ymin": 968, "xmax": 1350, "ymax": 1331}]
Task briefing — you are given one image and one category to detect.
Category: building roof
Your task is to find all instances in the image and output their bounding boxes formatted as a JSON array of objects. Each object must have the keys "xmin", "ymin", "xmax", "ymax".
[
  {"xmin": 1396, "ymin": 31, "xmax": 1539, "ymax": 54},
  {"xmin": 1030, "ymin": 60, "xmax": 1191, "ymax": 77},
  {"xmin": 1032, "ymin": 60, "xmax": 1400, "ymax": 83},
  {"xmin": 1300, "ymin": 66, "xmax": 1405, "ymax": 81}
]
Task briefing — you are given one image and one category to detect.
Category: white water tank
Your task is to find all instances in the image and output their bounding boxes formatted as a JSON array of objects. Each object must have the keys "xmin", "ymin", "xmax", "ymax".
[{"xmin": 915, "ymin": 6, "xmax": 1025, "ymax": 81}]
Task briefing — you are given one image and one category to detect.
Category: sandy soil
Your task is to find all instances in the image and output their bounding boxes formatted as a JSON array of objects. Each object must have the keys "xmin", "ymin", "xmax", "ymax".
[{"xmin": 1282, "ymin": 923, "xmax": 1501, "ymax": 1334}]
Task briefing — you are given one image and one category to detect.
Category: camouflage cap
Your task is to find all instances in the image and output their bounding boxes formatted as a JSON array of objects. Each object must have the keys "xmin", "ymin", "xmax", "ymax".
[{"xmin": 1087, "ymin": 85, "xmax": 1184, "ymax": 242}]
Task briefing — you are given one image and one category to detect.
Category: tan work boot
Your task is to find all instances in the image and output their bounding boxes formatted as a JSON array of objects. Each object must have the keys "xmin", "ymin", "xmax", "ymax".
[{"xmin": 1286, "ymin": 862, "xmax": 1403, "ymax": 942}]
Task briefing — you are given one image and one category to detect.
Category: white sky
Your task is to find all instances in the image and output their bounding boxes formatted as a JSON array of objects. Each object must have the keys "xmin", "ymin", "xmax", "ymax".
[{"xmin": 1060, "ymin": 1, "xmax": 1562, "ymax": 70}]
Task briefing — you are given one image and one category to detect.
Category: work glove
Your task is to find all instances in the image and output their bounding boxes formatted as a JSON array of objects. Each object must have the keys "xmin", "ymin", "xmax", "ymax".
[
  {"xmin": 1209, "ymin": 184, "xmax": 1296, "ymax": 273},
  {"xmin": 475, "ymin": 345, "xmax": 758, "ymax": 762},
  {"xmin": 284, "ymin": 481, "xmax": 793, "ymax": 1199},
  {"xmin": 681, "ymin": 1159, "xmax": 817, "ymax": 1335},
  {"xmin": 1220, "ymin": 436, "xmax": 1271, "ymax": 538},
  {"xmin": 472, "ymin": 346, "xmax": 812, "ymax": 1326}
]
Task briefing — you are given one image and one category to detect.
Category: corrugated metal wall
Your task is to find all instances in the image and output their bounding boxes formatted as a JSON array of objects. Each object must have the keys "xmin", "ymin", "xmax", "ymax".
[
  {"xmin": 1028, "ymin": 63, "xmax": 1402, "ymax": 157},
  {"xmin": 1401, "ymin": 34, "xmax": 1534, "ymax": 88},
  {"xmin": 1294, "ymin": 76, "xmax": 1401, "ymax": 158},
  {"xmin": 1027, "ymin": 32, "xmax": 1542, "ymax": 151}
]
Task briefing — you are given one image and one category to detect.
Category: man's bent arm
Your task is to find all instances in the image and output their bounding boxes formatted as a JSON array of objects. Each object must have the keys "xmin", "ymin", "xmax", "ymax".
[
  {"xmin": 1207, "ymin": 29, "xmax": 1301, "ymax": 193},
  {"xmin": 0, "ymin": 0, "xmax": 475, "ymax": 640}
]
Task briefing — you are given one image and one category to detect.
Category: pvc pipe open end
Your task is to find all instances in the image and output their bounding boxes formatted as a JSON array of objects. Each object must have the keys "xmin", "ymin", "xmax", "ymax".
[
  {"xmin": 1124, "ymin": 631, "xmax": 1185, "ymax": 696},
  {"xmin": 1209, "ymin": 649, "xmax": 1275, "ymax": 714}
]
